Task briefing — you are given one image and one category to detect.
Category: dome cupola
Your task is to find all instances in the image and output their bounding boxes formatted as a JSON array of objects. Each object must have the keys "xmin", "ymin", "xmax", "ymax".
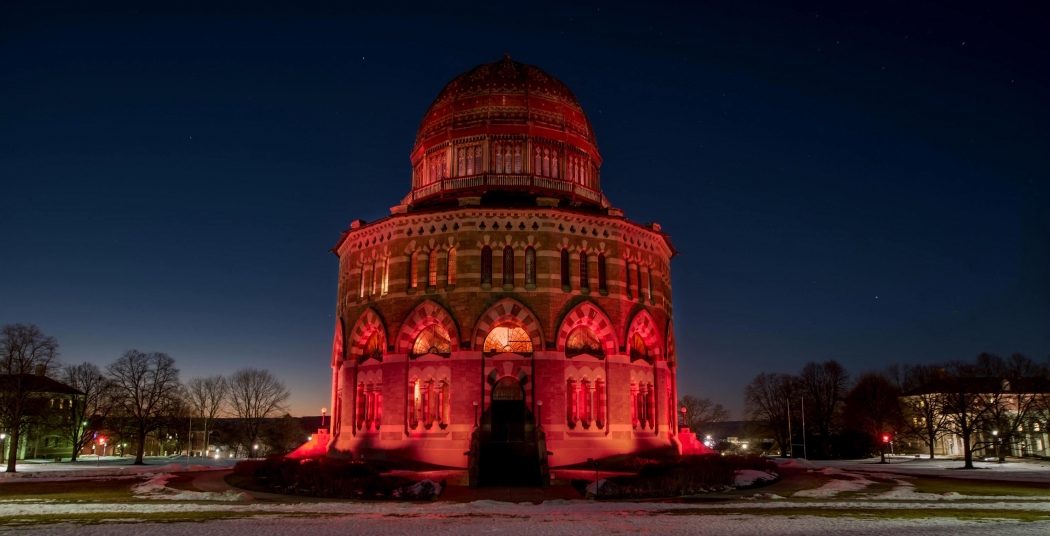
[{"xmin": 402, "ymin": 55, "xmax": 608, "ymax": 211}]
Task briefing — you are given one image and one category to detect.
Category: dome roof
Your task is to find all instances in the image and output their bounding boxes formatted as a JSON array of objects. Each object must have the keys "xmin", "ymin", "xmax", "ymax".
[
  {"xmin": 414, "ymin": 55, "xmax": 599, "ymax": 158},
  {"xmin": 404, "ymin": 56, "xmax": 607, "ymax": 211}
]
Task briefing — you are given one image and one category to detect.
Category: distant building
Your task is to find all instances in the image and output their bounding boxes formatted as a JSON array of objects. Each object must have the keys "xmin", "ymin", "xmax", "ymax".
[
  {"xmin": 0, "ymin": 368, "xmax": 82, "ymax": 461},
  {"xmin": 327, "ymin": 56, "xmax": 682, "ymax": 485},
  {"xmin": 901, "ymin": 378, "xmax": 1049, "ymax": 458}
]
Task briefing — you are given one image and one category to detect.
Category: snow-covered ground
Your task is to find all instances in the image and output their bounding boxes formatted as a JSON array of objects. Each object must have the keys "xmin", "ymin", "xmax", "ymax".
[
  {"xmin": 811, "ymin": 456, "xmax": 1050, "ymax": 483},
  {"xmin": 3, "ymin": 500, "xmax": 1049, "ymax": 535},
  {"xmin": 0, "ymin": 456, "xmax": 240, "ymax": 481}
]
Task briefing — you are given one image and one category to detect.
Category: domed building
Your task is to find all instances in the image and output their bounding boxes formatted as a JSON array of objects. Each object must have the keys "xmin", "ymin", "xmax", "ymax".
[{"xmin": 327, "ymin": 55, "xmax": 681, "ymax": 485}]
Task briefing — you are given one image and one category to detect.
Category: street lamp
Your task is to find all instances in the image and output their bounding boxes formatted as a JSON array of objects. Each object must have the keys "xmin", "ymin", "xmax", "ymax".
[
  {"xmin": 253, "ymin": 444, "xmax": 259, "ymax": 458},
  {"xmin": 472, "ymin": 401, "xmax": 479, "ymax": 428},
  {"xmin": 536, "ymin": 400, "xmax": 543, "ymax": 428},
  {"xmin": 992, "ymin": 430, "xmax": 1000, "ymax": 462},
  {"xmin": 321, "ymin": 407, "xmax": 328, "ymax": 429}
]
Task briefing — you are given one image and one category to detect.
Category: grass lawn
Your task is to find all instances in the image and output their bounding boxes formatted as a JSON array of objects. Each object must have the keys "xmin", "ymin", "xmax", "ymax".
[{"xmin": 0, "ymin": 478, "xmax": 145, "ymax": 503}]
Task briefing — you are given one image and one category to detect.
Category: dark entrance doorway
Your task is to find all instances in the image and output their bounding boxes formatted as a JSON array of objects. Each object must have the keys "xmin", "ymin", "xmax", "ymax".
[{"xmin": 478, "ymin": 377, "xmax": 540, "ymax": 486}]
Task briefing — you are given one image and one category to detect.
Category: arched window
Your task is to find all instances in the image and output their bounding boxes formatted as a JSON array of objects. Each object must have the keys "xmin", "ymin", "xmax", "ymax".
[
  {"xmin": 356, "ymin": 383, "xmax": 366, "ymax": 429},
  {"xmin": 473, "ymin": 146, "xmax": 482, "ymax": 174},
  {"xmin": 358, "ymin": 265, "xmax": 367, "ymax": 298},
  {"xmin": 494, "ymin": 144, "xmax": 502, "ymax": 172},
  {"xmin": 646, "ymin": 266, "xmax": 653, "ymax": 301},
  {"xmin": 524, "ymin": 247, "xmax": 536, "ymax": 287},
  {"xmin": 560, "ymin": 249, "xmax": 570, "ymax": 289},
  {"xmin": 483, "ymin": 321, "xmax": 534, "ymax": 356},
  {"xmin": 504, "ymin": 146, "xmax": 513, "ymax": 173},
  {"xmin": 543, "ymin": 149, "xmax": 550, "ymax": 177},
  {"xmin": 381, "ymin": 257, "xmax": 389, "ymax": 295},
  {"xmin": 362, "ymin": 332, "xmax": 383, "ymax": 362},
  {"xmin": 502, "ymin": 246, "xmax": 514, "ymax": 288},
  {"xmin": 645, "ymin": 383, "xmax": 656, "ymax": 429},
  {"xmin": 457, "ymin": 148, "xmax": 465, "ymax": 177},
  {"xmin": 579, "ymin": 251, "xmax": 589, "ymax": 291},
  {"xmin": 629, "ymin": 333, "xmax": 649, "ymax": 362},
  {"xmin": 445, "ymin": 248, "xmax": 456, "ymax": 286},
  {"xmin": 551, "ymin": 151, "xmax": 559, "ymax": 179},
  {"xmin": 428, "ymin": 251, "xmax": 438, "ymax": 288},
  {"xmin": 410, "ymin": 252, "xmax": 419, "ymax": 290},
  {"xmin": 625, "ymin": 261, "xmax": 633, "ymax": 299},
  {"xmin": 481, "ymin": 246, "xmax": 492, "ymax": 287},
  {"xmin": 636, "ymin": 264, "xmax": 643, "ymax": 302},
  {"xmin": 565, "ymin": 326, "xmax": 604, "ymax": 358},
  {"xmin": 514, "ymin": 146, "xmax": 522, "ymax": 173},
  {"xmin": 566, "ymin": 379, "xmax": 578, "ymax": 427},
  {"xmin": 595, "ymin": 379, "xmax": 606, "ymax": 429},
  {"xmin": 372, "ymin": 260, "xmax": 380, "ymax": 297},
  {"xmin": 411, "ymin": 324, "xmax": 452, "ymax": 357},
  {"xmin": 535, "ymin": 149, "xmax": 541, "ymax": 175},
  {"xmin": 597, "ymin": 253, "xmax": 607, "ymax": 293}
]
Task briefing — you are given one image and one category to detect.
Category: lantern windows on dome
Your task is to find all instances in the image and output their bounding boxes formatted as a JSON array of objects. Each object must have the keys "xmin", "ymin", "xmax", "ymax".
[{"xmin": 456, "ymin": 145, "xmax": 483, "ymax": 177}]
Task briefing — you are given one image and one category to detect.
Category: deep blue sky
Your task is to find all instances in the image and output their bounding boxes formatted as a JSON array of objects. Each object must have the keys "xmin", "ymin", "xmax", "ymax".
[{"xmin": 2, "ymin": 1, "xmax": 1048, "ymax": 416}]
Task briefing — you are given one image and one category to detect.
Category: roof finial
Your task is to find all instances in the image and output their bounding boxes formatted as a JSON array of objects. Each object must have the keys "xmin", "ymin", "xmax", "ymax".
[{"xmin": 503, "ymin": 53, "xmax": 511, "ymax": 61}]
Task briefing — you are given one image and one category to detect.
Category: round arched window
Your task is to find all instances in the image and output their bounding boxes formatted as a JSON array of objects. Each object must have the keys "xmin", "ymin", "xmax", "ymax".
[
  {"xmin": 483, "ymin": 321, "xmax": 533, "ymax": 356},
  {"xmin": 629, "ymin": 333, "xmax": 649, "ymax": 362},
  {"xmin": 411, "ymin": 324, "xmax": 452, "ymax": 357},
  {"xmin": 361, "ymin": 332, "xmax": 383, "ymax": 362},
  {"xmin": 565, "ymin": 326, "xmax": 604, "ymax": 358}
]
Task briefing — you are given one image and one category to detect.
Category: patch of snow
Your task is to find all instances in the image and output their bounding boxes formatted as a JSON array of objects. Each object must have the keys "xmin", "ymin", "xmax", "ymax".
[
  {"xmin": 734, "ymin": 470, "xmax": 778, "ymax": 488},
  {"xmin": 793, "ymin": 472, "xmax": 875, "ymax": 498},
  {"xmin": 132, "ymin": 474, "xmax": 253, "ymax": 502}
]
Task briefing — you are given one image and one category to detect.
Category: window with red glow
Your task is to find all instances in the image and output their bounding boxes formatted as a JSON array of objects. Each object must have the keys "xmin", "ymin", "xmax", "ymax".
[
  {"xmin": 565, "ymin": 326, "xmax": 604, "ymax": 358},
  {"xmin": 411, "ymin": 324, "xmax": 452, "ymax": 357},
  {"xmin": 483, "ymin": 321, "xmax": 533, "ymax": 356}
]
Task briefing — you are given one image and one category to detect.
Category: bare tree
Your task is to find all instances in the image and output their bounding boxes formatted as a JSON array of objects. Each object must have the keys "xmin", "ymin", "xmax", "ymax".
[
  {"xmin": 0, "ymin": 324, "xmax": 61, "ymax": 472},
  {"xmin": 798, "ymin": 360, "xmax": 851, "ymax": 458},
  {"xmin": 56, "ymin": 363, "xmax": 114, "ymax": 462},
  {"xmin": 679, "ymin": 395, "xmax": 730, "ymax": 438},
  {"xmin": 894, "ymin": 363, "xmax": 949, "ymax": 459},
  {"xmin": 228, "ymin": 368, "xmax": 290, "ymax": 454},
  {"xmin": 843, "ymin": 371, "xmax": 903, "ymax": 463},
  {"xmin": 744, "ymin": 372, "xmax": 796, "ymax": 456},
  {"xmin": 940, "ymin": 359, "xmax": 993, "ymax": 469},
  {"xmin": 978, "ymin": 353, "xmax": 1047, "ymax": 461},
  {"xmin": 185, "ymin": 375, "xmax": 228, "ymax": 456},
  {"xmin": 107, "ymin": 350, "xmax": 182, "ymax": 464}
]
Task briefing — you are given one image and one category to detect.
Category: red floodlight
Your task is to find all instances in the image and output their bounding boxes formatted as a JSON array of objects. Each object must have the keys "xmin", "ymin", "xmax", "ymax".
[{"xmin": 882, "ymin": 434, "xmax": 890, "ymax": 443}]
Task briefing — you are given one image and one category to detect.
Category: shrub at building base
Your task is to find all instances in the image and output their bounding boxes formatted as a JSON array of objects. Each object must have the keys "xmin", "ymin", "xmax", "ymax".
[
  {"xmin": 231, "ymin": 457, "xmax": 443, "ymax": 500},
  {"xmin": 572, "ymin": 454, "xmax": 778, "ymax": 499}
]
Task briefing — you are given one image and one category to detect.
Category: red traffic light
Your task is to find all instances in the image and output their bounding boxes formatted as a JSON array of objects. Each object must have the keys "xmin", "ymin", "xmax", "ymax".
[
  {"xmin": 97, "ymin": 436, "xmax": 106, "ymax": 444},
  {"xmin": 882, "ymin": 434, "xmax": 890, "ymax": 443}
]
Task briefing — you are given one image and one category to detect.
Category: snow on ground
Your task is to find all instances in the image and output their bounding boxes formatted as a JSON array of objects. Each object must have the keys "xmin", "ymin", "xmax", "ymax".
[
  {"xmin": 0, "ymin": 456, "xmax": 239, "ymax": 481},
  {"xmin": 4, "ymin": 507, "xmax": 1050, "ymax": 536},
  {"xmin": 813, "ymin": 457, "xmax": 1050, "ymax": 483},
  {"xmin": 734, "ymin": 470, "xmax": 778, "ymax": 488},
  {"xmin": 792, "ymin": 469, "xmax": 875, "ymax": 498},
  {"xmin": 131, "ymin": 474, "xmax": 253, "ymax": 502}
]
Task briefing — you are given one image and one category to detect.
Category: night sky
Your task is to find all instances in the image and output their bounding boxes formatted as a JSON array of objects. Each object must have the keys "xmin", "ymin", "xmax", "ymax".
[{"xmin": 2, "ymin": 1, "xmax": 1048, "ymax": 417}]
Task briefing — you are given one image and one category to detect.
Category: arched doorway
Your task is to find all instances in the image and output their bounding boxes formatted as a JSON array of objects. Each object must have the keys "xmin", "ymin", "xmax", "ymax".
[
  {"xmin": 478, "ymin": 376, "xmax": 539, "ymax": 486},
  {"xmin": 491, "ymin": 377, "xmax": 525, "ymax": 442}
]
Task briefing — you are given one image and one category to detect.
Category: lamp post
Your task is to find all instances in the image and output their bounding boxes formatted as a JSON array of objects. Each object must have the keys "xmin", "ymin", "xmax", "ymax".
[
  {"xmin": 253, "ymin": 444, "xmax": 259, "ymax": 458},
  {"xmin": 992, "ymin": 430, "xmax": 999, "ymax": 462},
  {"xmin": 680, "ymin": 406, "xmax": 687, "ymax": 429},
  {"xmin": 321, "ymin": 407, "xmax": 328, "ymax": 430},
  {"xmin": 536, "ymin": 400, "xmax": 543, "ymax": 427},
  {"xmin": 472, "ymin": 401, "xmax": 479, "ymax": 428}
]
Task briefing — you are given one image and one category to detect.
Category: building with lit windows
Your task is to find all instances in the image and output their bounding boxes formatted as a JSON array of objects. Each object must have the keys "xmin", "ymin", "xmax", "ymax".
[{"xmin": 326, "ymin": 55, "xmax": 681, "ymax": 485}]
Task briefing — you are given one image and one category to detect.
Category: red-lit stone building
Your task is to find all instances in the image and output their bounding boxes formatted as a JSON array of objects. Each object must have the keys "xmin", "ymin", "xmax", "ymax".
[{"xmin": 327, "ymin": 56, "xmax": 680, "ymax": 485}]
